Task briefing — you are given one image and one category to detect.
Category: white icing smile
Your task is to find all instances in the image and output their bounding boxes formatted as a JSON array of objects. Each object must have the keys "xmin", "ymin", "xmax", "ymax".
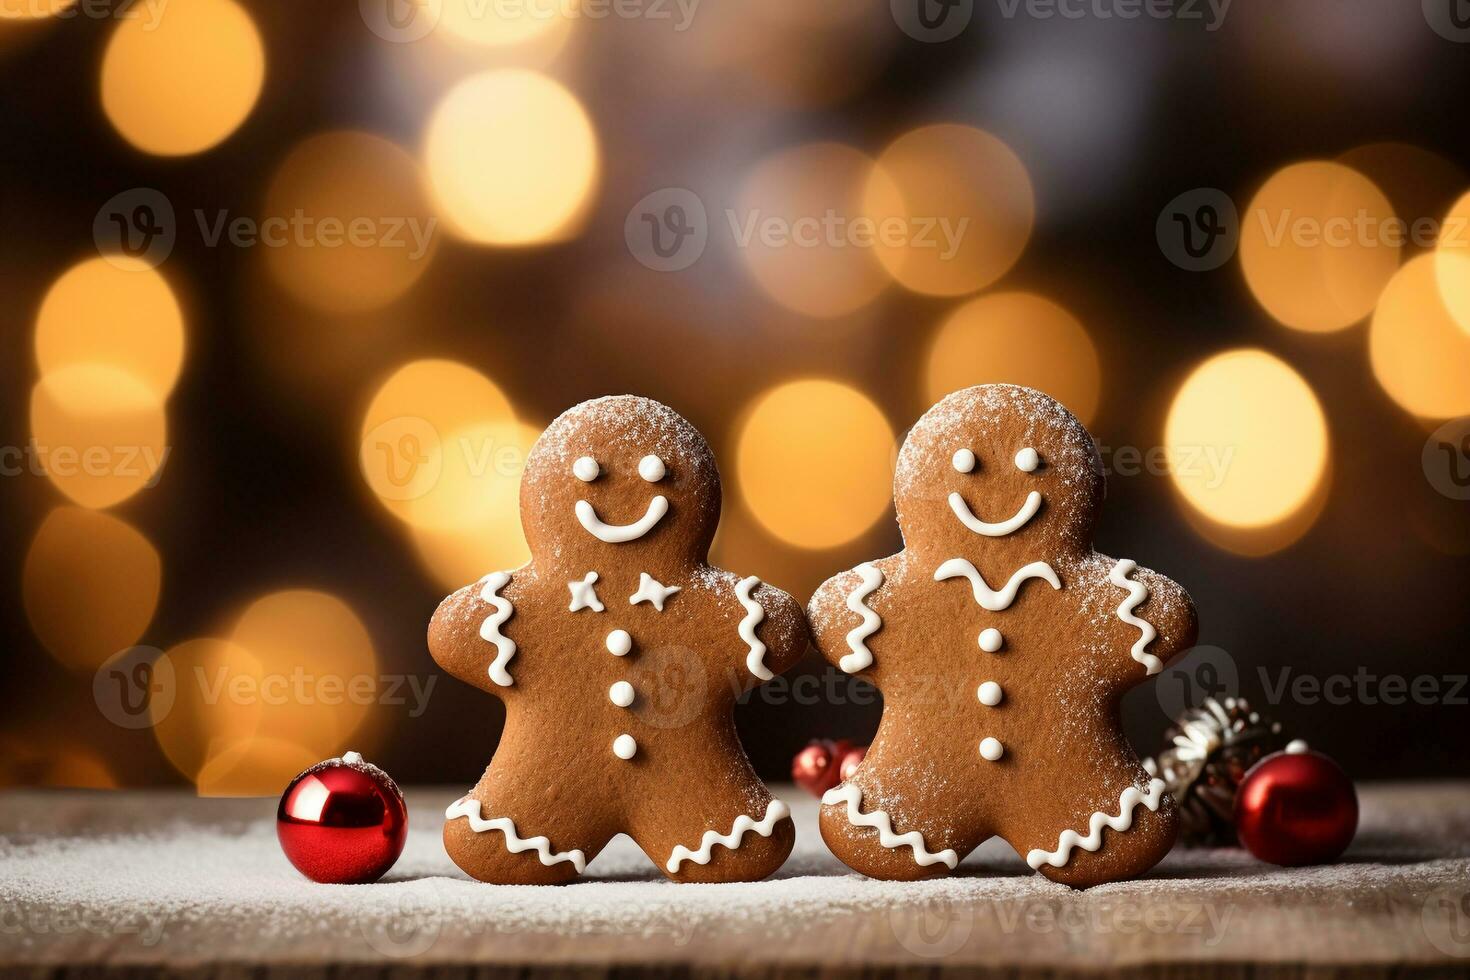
[
  {"xmin": 575, "ymin": 495, "xmax": 668, "ymax": 543},
  {"xmin": 947, "ymin": 490, "xmax": 1042, "ymax": 538}
]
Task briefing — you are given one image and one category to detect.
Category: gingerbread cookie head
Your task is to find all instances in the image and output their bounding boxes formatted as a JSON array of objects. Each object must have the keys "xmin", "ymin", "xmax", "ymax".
[
  {"xmin": 430, "ymin": 394, "xmax": 808, "ymax": 885},
  {"xmin": 520, "ymin": 395, "xmax": 721, "ymax": 568},
  {"xmin": 810, "ymin": 384, "xmax": 1197, "ymax": 888},
  {"xmin": 895, "ymin": 385, "xmax": 1104, "ymax": 567}
]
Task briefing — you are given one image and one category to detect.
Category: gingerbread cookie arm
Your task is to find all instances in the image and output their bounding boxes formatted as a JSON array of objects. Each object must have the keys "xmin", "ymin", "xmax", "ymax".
[
  {"xmin": 728, "ymin": 574, "xmax": 809, "ymax": 690},
  {"xmin": 428, "ymin": 569, "xmax": 531, "ymax": 695},
  {"xmin": 808, "ymin": 557, "xmax": 898, "ymax": 678},
  {"xmin": 1095, "ymin": 555, "xmax": 1198, "ymax": 683}
]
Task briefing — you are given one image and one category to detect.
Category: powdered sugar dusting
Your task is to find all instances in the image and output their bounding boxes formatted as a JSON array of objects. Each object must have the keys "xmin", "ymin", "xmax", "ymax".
[{"xmin": 1, "ymin": 786, "xmax": 1464, "ymax": 965}]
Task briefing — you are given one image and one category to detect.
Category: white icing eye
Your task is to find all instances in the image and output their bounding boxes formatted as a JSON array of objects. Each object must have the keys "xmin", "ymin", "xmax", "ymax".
[
  {"xmin": 1014, "ymin": 447, "xmax": 1039, "ymax": 472},
  {"xmin": 638, "ymin": 454, "xmax": 665, "ymax": 483},
  {"xmin": 573, "ymin": 456, "xmax": 600, "ymax": 482},
  {"xmin": 952, "ymin": 448, "xmax": 976, "ymax": 473}
]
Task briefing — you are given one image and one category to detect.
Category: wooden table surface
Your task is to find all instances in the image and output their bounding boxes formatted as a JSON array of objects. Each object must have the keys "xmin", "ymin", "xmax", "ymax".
[{"xmin": 2, "ymin": 782, "xmax": 1469, "ymax": 978}]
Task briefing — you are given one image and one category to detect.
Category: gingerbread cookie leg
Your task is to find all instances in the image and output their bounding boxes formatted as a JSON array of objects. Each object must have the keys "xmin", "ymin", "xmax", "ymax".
[
  {"xmin": 626, "ymin": 732, "xmax": 795, "ymax": 883},
  {"xmin": 818, "ymin": 738, "xmax": 994, "ymax": 881},
  {"xmin": 444, "ymin": 767, "xmax": 616, "ymax": 885},
  {"xmin": 1000, "ymin": 759, "xmax": 1177, "ymax": 889}
]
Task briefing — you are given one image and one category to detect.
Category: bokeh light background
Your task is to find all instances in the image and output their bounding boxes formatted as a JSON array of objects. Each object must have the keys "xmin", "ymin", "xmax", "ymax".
[{"xmin": 2, "ymin": 0, "xmax": 1468, "ymax": 792}]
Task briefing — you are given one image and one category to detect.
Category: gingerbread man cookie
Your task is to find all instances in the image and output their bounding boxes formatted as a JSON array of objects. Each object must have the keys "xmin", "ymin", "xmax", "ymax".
[
  {"xmin": 429, "ymin": 395, "xmax": 806, "ymax": 883},
  {"xmin": 809, "ymin": 385, "xmax": 1198, "ymax": 888}
]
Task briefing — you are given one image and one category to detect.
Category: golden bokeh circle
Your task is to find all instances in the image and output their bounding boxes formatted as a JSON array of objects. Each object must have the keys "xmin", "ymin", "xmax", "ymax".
[
  {"xmin": 923, "ymin": 292, "xmax": 1101, "ymax": 426},
  {"xmin": 359, "ymin": 359, "xmax": 517, "ymax": 529},
  {"xmin": 735, "ymin": 142, "xmax": 889, "ymax": 318},
  {"xmin": 409, "ymin": 419, "xmax": 538, "ymax": 588},
  {"xmin": 29, "ymin": 363, "xmax": 169, "ymax": 508},
  {"xmin": 35, "ymin": 256, "xmax": 185, "ymax": 397},
  {"xmin": 263, "ymin": 132, "xmax": 439, "ymax": 314},
  {"xmin": 1165, "ymin": 349, "xmax": 1329, "ymax": 532},
  {"xmin": 100, "ymin": 0, "xmax": 265, "ymax": 156},
  {"xmin": 150, "ymin": 638, "xmax": 264, "ymax": 782},
  {"xmin": 1370, "ymin": 254, "xmax": 1470, "ymax": 420},
  {"xmin": 436, "ymin": 0, "xmax": 569, "ymax": 47},
  {"xmin": 1239, "ymin": 161, "xmax": 1400, "ymax": 332},
  {"xmin": 23, "ymin": 506, "xmax": 161, "ymax": 671},
  {"xmin": 735, "ymin": 379, "xmax": 894, "ymax": 549},
  {"xmin": 864, "ymin": 124, "xmax": 1034, "ymax": 297},
  {"xmin": 1433, "ymin": 190, "xmax": 1470, "ymax": 336},
  {"xmin": 227, "ymin": 590, "xmax": 378, "ymax": 761},
  {"xmin": 193, "ymin": 736, "xmax": 321, "ymax": 798},
  {"xmin": 424, "ymin": 69, "xmax": 599, "ymax": 246}
]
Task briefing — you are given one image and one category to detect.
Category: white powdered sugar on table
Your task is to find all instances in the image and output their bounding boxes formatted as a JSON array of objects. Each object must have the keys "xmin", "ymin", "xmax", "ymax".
[{"xmin": 2, "ymin": 785, "xmax": 1468, "ymax": 967}]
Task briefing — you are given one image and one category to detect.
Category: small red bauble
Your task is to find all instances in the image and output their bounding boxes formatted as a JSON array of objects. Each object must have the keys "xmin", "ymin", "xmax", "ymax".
[
  {"xmin": 1234, "ymin": 748, "xmax": 1357, "ymax": 866},
  {"xmin": 838, "ymin": 745, "xmax": 867, "ymax": 783},
  {"xmin": 277, "ymin": 751, "xmax": 407, "ymax": 883},
  {"xmin": 792, "ymin": 739, "xmax": 853, "ymax": 796}
]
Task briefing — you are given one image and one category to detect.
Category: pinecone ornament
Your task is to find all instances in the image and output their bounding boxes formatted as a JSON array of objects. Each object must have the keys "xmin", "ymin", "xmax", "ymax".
[{"xmin": 1144, "ymin": 697, "xmax": 1303, "ymax": 846}]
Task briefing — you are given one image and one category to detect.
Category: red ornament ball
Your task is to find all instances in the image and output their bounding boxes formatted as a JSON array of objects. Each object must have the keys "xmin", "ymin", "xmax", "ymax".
[
  {"xmin": 837, "ymin": 745, "xmax": 867, "ymax": 783},
  {"xmin": 277, "ymin": 751, "xmax": 407, "ymax": 883},
  {"xmin": 1234, "ymin": 748, "xmax": 1357, "ymax": 866},
  {"xmin": 792, "ymin": 739, "xmax": 852, "ymax": 797}
]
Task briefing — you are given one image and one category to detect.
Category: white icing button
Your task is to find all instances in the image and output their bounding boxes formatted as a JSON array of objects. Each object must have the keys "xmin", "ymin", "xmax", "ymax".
[
  {"xmin": 606, "ymin": 629, "xmax": 632, "ymax": 656},
  {"xmin": 978, "ymin": 628, "xmax": 1003, "ymax": 653},
  {"xmin": 952, "ymin": 448, "xmax": 976, "ymax": 473},
  {"xmin": 1014, "ymin": 447, "xmax": 1039, "ymax": 472},
  {"xmin": 977, "ymin": 681, "xmax": 1003, "ymax": 706},
  {"xmin": 979, "ymin": 737, "xmax": 1004, "ymax": 761},
  {"xmin": 573, "ymin": 456, "xmax": 600, "ymax": 482},
  {"xmin": 638, "ymin": 454, "xmax": 665, "ymax": 482},
  {"xmin": 613, "ymin": 733, "xmax": 637, "ymax": 760},
  {"xmin": 609, "ymin": 681, "xmax": 635, "ymax": 708}
]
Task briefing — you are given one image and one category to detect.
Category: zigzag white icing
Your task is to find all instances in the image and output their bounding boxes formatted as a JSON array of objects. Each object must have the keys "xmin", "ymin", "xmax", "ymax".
[
  {"xmin": 821, "ymin": 783, "xmax": 958, "ymax": 869},
  {"xmin": 665, "ymin": 799, "xmax": 791, "ymax": 873},
  {"xmin": 735, "ymin": 576, "xmax": 771, "ymax": 680},
  {"xmin": 840, "ymin": 563, "xmax": 883, "ymax": 674},
  {"xmin": 1108, "ymin": 558, "xmax": 1162, "ymax": 675},
  {"xmin": 445, "ymin": 797, "xmax": 587, "ymax": 873},
  {"xmin": 933, "ymin": 558, "xmax": 1060, "ymax": 610},
  {"xmin": 1025, "ymin": 778, "xmax": 1167, "ymax": 870},
  {"xmin": 478, "ymin": 571, "xmax": 516, "ymax": 687}
]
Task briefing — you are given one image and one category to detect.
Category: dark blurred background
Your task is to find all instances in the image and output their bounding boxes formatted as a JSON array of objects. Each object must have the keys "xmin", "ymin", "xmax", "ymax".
[{"xmin": 3, "ymin": 0, "xmax": 1469, "ymax": 794}]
